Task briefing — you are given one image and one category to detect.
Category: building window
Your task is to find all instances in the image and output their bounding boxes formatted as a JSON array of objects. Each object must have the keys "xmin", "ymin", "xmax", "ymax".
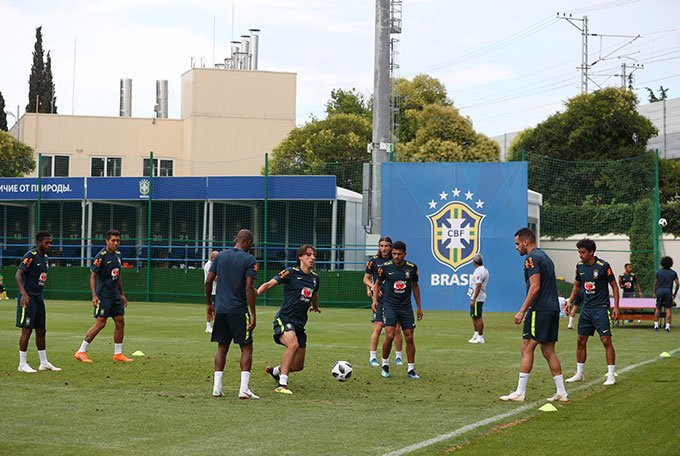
[
  {"xmin": 91, "ymin": 157, "xmax": 122, "ymax": 177},
  {"xmin": 143, "ymin": 158, "xmax": 173, "ymax": 177},
  {"xmin": 41, "ymin": 155, "xmax": 70, "ymax": 177}
]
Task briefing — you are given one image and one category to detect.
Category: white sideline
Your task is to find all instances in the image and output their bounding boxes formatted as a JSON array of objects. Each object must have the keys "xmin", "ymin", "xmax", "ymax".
[{"xmin": 383, "ymin": 346, "xmax": 680, "ymax": 456}]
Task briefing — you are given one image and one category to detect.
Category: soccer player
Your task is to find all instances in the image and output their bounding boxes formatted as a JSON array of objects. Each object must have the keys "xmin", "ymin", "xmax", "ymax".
[
  {"xmin": 565, "ymin": 238, "xmax": 620, "ymax": 386},
  {"xmin": 500, "ymin": 228, "xmax": 567, "ymax": 402},
  {"xmin": 205, "ymin": 229, "xmax": 259, "ymax": 400},
  {"xmin": 0, "ymin": 273, "xmax": 9, "ymax": 299},
  {"xmin": 467, "ymin": 254, "xmax": 489, "ymax": 344},
  {"xmin": 372, "ymin": 240, "xmax": 423, "ymax": 379},
  {"xmin": 259, "ymin": 244, "xmax": 320, "ymax": 395},
  {"xmin": 619, "ymin": 263, "xmax": 643, "ymax": 298},
  {"xmin": 15, "ymin": 231, "xmax": 61, "ymax": 373},
  {"xmin": 363, "ymin": 236, "xmax": 404, "ymax": 366},
  {"xmin": 203, "ymin": 250, "xmax": 219, "ymax": 333},
  {"xmin": 74, "ymin": 229, "xmax": 134, "ymax": 363},
  {"xmin": 652, "ymin": 256, "xmax": 678, "ymax": 332}
]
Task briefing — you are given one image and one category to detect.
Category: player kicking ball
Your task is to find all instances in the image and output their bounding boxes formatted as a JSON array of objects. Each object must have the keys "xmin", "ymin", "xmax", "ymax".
[{"xmin": 259, "ymin": 244, "xmax": 320, "ymax": 395}]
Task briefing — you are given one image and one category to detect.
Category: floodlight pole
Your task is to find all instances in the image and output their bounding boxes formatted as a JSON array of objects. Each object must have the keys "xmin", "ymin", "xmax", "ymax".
[{"xmin": 146, "ymin": 151, "xmax": 154, "ymax": 302}]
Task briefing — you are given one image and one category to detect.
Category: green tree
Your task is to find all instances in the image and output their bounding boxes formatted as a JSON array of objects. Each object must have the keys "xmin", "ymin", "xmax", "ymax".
[
  {"xmin": 26, "ymin": 26, "xmax": 56, "ymax": 113},
  {"xmin": 659, "ymin": 158, "xmax": 680, "ymax": 203},
  {"xmin": 325, "ymin": 88, "xmax": 370, "ymax": 119},
  {"xmin": 268, "ymin": 113, "xmax": 371, "ymax": 192},
  {"xmin": 398, "ymin": 104, "xmax": 499, "ymax": 162},
  {"xmin": 510, "ymin": 87, "xmax": 657, "ymax": 161},
  {"xmin": 393, "ymin": 74, "xmax": 450, "ymax": 144},
  {"xmin": 0, "ymin": 130, "xmax": 36, "ymax": 176},
  {"xmin": 0, "ymin": 91, "xmax": 7, "ymax": 131},
  {"xmin": 43, "ymin": 51, "xmax": 57, "ymax": 113},
  {"xmin": 645, "ymin": 85, "xmax": 669, "ymax": 103}
]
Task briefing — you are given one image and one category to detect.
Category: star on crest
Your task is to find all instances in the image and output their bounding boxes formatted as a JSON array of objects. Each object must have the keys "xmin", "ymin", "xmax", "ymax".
[
  {"xmin": 428, "ymin": 200, "xmax": 437, "ymax": 209},
  {"xmin": 465, "ymin": 191, "xmax": 474, "ymax": 200},
  {"xmin": 452, "ymin": 188, "xmax": 461, "ymax": 197},
  {"xmin": 439, "ymin": 191, "xmax": 448, "ymax": 200},
  {"xmin": 475, "ymin": 199, "xmax": 484, "ymax": 209}
]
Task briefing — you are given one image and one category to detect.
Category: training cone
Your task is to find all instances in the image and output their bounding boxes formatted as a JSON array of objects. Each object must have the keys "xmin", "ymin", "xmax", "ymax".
[
  {"xmin": 131, "ymin": 350, "xmax": 145, "ymax": 356},
  {"xmin": 539, "ymin": 403, "xmax": 558, "ymax": 412},
  {"xmin": 659, "ymin": 352, "xmax": 671, "ymax": 358}
]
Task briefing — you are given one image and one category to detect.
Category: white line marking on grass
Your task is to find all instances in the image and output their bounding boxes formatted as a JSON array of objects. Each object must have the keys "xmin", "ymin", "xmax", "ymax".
[{"xmin": 383, "ymin": 347, "xmax": 680, "ymax": 456}]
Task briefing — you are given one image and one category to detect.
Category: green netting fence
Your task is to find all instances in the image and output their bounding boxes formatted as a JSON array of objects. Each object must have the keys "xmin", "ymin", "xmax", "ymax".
[
  {"xmin": 523, "ymin": 150, "xmax": 662, "ymax": 295},
  {"xmin": 0, "ymin": 156, "xmax": 370, "ymax": 309}
]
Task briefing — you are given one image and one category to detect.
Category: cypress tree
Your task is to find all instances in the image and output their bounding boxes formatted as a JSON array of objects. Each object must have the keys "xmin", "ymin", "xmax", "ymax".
[
  {"xmin": 43, "ymin": 51, "xmax": 57, "ymax": 113},
  {"xmin": 0, "ymin": 91, "xmax": 7, "ymax": 131},
  {"xmin": 27, "ymin": 26, "xmax": 45, "ymax": 113}
]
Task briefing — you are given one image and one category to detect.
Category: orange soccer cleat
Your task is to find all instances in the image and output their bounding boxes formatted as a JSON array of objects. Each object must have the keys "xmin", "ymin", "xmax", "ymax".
[
  {"xmin": 112, "ymin": 353, "xmax": 135, "ymax": 363},
  {"xmin": 74, "ymin": 352, "xmax": 93, "ymax": 363}
]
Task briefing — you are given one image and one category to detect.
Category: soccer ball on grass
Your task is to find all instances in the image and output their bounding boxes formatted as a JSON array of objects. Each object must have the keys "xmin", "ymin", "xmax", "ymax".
[{"xmin": 331, "ymin": 361, "xmax": 353, "ymax": 382}]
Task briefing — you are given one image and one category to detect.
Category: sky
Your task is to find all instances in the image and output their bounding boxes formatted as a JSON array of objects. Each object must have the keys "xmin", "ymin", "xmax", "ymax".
[{"xmin": 1, "ymin": 0, "xmax": 679, "ymax": 138}]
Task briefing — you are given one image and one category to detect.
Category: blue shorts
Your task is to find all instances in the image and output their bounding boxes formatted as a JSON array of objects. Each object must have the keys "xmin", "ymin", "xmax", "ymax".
[
  {"xmin": 372, "ymin": 299, "xmax": 385, "ymax": 324},
  {"xmin": 273, "ymin": 316, "xmax": 307, "ymax": 348},
  {"xmin": 94, "ymin": 296, "xmax": 125, "ymax": 319},
  {"xmin": 470, "ymin": 301, "xmax": 484, "ymax": 319},
  {"xmin": 16, "ymin": 295, "xmax": 46, "ymax": 329},
  {"xmin": 578, "ymin": 306, "xmax": 613, "ymax": 337},
  {"xmin": 656, "ymin": 289, "xmax": 675, "ymax": 309},
  {"xmin": 523, "ymin": 310, "xmax": 559, "ymax": 343},
  {"xmin": 383, "ymin": 303, "xmax": 415, "ymax": 330},
  {"xmin": 211, "ymin": 311, "xmax": 253, "ymax": 345}
]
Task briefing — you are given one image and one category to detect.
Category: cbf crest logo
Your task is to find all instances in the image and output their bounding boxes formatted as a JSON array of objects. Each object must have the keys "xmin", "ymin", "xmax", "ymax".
[
  {"xmin": 427, "ymin": 188, "xmax": 486, "ymax": 271},
  {"xmin": 139, "ymin": 179, "xmax": 150, "ymax": 198}
]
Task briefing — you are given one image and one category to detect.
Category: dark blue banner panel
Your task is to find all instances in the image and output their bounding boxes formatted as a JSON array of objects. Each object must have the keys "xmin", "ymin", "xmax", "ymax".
[
  {"xmin": 87, "ymin": 177, "xmax": 207, "ymax": 200},
  {"xmin": 0, "ymin": 178, "xmax": 85, "ymax": 200},
  {"xmin": 382, "ymin": 162, "xmax": 528, "ymax": 312},
  {"xmin": 207, "ymin": 176, "xmax": 336, "ymax": 200}
]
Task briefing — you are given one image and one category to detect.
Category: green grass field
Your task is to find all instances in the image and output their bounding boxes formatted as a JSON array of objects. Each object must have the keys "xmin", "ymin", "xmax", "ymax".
[{"xmin": 1, "ymin": 300, "xmax": 678, "ymax": 455}]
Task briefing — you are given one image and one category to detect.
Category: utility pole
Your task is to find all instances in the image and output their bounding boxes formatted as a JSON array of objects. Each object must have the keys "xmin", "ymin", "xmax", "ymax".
[
  {"xmin": 557, "ymin": 14, "xmax": 589, "ymax": 94},
  {"xmin": 619, "ymin": 62, "xmax": 643, "ymax": 89}
]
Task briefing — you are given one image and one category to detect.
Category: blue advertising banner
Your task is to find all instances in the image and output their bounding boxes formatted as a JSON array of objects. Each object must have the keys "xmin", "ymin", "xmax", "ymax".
[
  {"xmin": 87, "ymin": 177, "xmax": 207, "ymax": 200},
  {"xmin": 381, "ymin": 162, "xmax": 528, "ymax": 312},
  {"xmin": 0, "ymin": 178, "xmax": 85, "ymax": 200},
  {"xmin": 207, "ymin": 176, "xmax": 336, "ymax": 200}
]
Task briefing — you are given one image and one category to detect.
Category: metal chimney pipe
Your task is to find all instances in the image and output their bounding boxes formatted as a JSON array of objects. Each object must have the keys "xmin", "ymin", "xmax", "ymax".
[
  {"xmin": 119, "ymin": 78, "xmax": 132, "ymax": 117},
  {"xmin": 240, "ymin": 35, "xmax": 250, "ymax": 69},
  {"xmin": 155, "ymin": 80, "xmax": 168, "ymax": 119},
  {"xmin": 249, "ymin": 29, "xmax": 260, "ymax": 70}
]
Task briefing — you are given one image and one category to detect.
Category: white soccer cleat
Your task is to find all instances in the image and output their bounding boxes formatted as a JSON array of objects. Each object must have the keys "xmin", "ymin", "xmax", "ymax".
[
  {"xmin": 39, "ymin": 362, "xmax": 62, "ymax": 371},
  {"xmin": 212, "ymin": 389, "xmax": 224, "ymax": 398},
  {"xmin": 546, "ymin": 393, "xmax": 569, "ymax": 402},
  {"xmin": 238, "ymin": 389, "xmax": 260, "ymax": 400},
  {"xmin": 468, "ymin": 336, "xmax": 478, "ymax": 343},
  {"xmin": 565, "ymin": 373, "xmax": 584, "ymax": 383},
  {"xmin": 603, "ymin": 376, "xmax": 616, "ymax": 386},
  {"xmin": 499, "ymin": 391, "xmax": 525, "ymax": 402},
  {"xmin": 18, "ymin": 364, "xmax": 37, "ymax": 373},
  {"xmin": 476, "ymin": 337, "xmax": 485, "ymax": 344}
]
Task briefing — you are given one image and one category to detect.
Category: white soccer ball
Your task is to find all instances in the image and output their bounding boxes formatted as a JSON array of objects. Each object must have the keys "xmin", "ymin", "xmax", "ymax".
[
  {"xmin": 331, "ymin": 360, "xmax": 353, "ymax": 382},
  {"xmin": 659, "ymin": 218, "xmax": 668, "ymax": 228}
]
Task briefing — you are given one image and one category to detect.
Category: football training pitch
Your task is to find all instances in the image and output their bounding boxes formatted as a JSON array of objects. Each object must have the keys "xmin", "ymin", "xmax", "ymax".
[{"xmin": 1, "ymin": 301, "xmax": 678, "ymax": 455}]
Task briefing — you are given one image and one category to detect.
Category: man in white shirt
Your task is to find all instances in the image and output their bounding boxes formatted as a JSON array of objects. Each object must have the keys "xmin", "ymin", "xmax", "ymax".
[
  {"xmin": 467, "ymin": 254, "xmax": 489, "ymax": 344},
  {"xmin": 203, "ymin": 250, "xmax": 218, "ymax": 333}
]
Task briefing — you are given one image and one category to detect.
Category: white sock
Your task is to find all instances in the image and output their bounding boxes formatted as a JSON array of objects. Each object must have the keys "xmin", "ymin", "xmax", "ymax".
[
  {"xmin": 478, "ymin": 334, "xmax": 485, "ymax": 340},
  {"xmin": 279, "ymin": 374, "xmax": 289, "ymax": 386},
  {"xmin": 19, "ymin": 350, "xmax": 27, "ymax": 365},
  {"xmin": 517, "ymin": 372, "xmax": 530, "ymax": 395},
  {"xmin": 78, "ymin": 340, "xmax": 89, "ymax": 353},
  {"xmin": 381, "ymin": 358, "xmax": 389, "ymax": 367},
  {"xmin": 576, "ymin": 362, "xmax": 585, "ymax": 376},
  {"xmin": 553, "ymin": 374, "xmax": 566, "ymax": 395},
  {"xmin": 38, "ymin": 350, "xmax": 48, "ymax": 364},
  {"xmin": 240, "ymin": 371, "xmax": 251, "ymax": 393},
  {"xmin": 395, "ymin": 351, "xmax": 403, "ymax": 360},
  {"xmin": 370, "ymin": 351, "xmax": 377, "ymax": 360},
  {"xmin": 473, "ymin": 331, "xmax": 479, "ymax": 338},
  {"xmin": 654, "ymin": 321, "xmax": 659, "ymax": 328},
  {"xmin": 607, "ymin": 365, "xmax": 615, "ymax": 377},
  {"xmin": 273, "ymin": 365, "xmax": 281, "ymax": 377},
  {"xmin": 407, "ymin": 363, "xmax": 415, "ymax": 372},
  {"xmin": 665, "ymin": 323, "xmax": 671, "ymax": 330},
  {"xmin": 114, "ymin": 343, "xmax": 123, "ymax": 355},
  {"xmin": 206, "ymin": 321, "xmax": 212, "ymax": 329},
  {"xmin": 213, "ymin": 371, "xmax": 223, "ymax": 391},
  {"xmin": 568, "ymin": 316, "xmax": 574, "ymax": 326}
]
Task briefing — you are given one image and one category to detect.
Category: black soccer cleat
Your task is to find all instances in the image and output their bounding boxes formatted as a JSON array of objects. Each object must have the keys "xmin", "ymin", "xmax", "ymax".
[{"xmin": 265, "ymin": 366, "xmax": 280, "ymax": 382}]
